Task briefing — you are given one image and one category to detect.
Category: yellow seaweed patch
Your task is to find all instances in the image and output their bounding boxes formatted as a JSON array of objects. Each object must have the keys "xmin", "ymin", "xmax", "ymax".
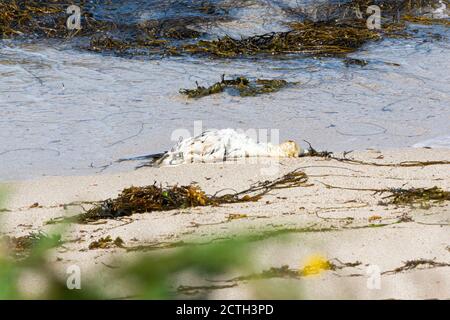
[{"xmin": 299, "ymin": 254, "xmax": 333, "ymax": 276}]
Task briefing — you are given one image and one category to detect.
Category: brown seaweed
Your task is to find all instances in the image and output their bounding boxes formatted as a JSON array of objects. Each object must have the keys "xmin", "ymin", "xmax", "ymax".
[
  {"xmin": 180, "ymin": 75, "xmax": 290, "ymax": 98},
  {"xmin": 0, "ymin": 1, "xmax": 112, "ymax": 39},
  {"xmin": 78, "ymin": 169, "xmax": 309, "ymax": 222},
  {"xmin": 382, "ymin": 186, "xmax": 450, "ymax": 205},
  {"xmin": 89, "ymin": 235, "xmax": 124, "ymax": 250},
  {"xmin": 1, "ymin": 0, "xmax": 446, "ymax": 60},
  {"xmin": 402, "ymin": 15, "xmax": 450, "ymax": 26},
  {"xmin": 183, "ymin": 20, "xmax": 382, "ymax": 57},
  {"xmin": 382, "ymin": 259, "xmax": 450, "ymax": 275}
]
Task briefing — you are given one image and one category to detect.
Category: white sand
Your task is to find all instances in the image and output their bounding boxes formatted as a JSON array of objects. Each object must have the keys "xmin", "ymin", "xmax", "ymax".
[{"xmin": 1, "ymin": 147, "xmax": 449, "ymax": 299}]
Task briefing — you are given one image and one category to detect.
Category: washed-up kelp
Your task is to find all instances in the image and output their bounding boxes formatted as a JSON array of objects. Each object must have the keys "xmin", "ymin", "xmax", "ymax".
[
  {"xmin": 88, "ymin": 35, "xmax": 178, "ymax": 56},
  {"xmin": 138, "ymin": 18, "xmax": 206, "ymax": 40},
  {"xmin": 382, "ymin": 186, "xmax": 450, "ymax": 205},
  {"xmin": 1, "ymin": 0, "xmax": 446, "ymax": 59},
  {"xmin": 88, "ymin": 235, "xmax": 124, "ymax": 250},
  {"xmin": 0, "ymin": 0, "xmax": 214, "ymax": 57},
  {"xmin": 180, "ymin": 75, "xmax": 290, "ymax": 98},
  {"xmin": 0, "ymin": 1, "xmax": 60, "ymax": 38},
  {"xmin": 344, "ymin": 58, "xmax": 369, "ymax": 67},
  {"xmin": 0, "ymin": 0, "xmax": 112, "ymax": 39},
  {"xmin": 402, "ymin": 15, "xmax": 450, "ymax": 26},
  {"xmin": 319, "ymin": 180, "xmax": 450, "ymax": 208},
  {"xmin": 182, "ymin": 20, "xmax": 383, "ymax": 57},
  {"xmin": 301, "ymin": 141, "xmax": 450, "ymax": 168},
  {"xmin": 79, "ymin": 170, "xmax": 309, "ymax": 222},
  {"xmin": 382, "ymin": 259, "xmax": 450, "ymax": 275},
  {"xmin": 181, "ymin": 0, "xmax": 446, "ymax": 58}
]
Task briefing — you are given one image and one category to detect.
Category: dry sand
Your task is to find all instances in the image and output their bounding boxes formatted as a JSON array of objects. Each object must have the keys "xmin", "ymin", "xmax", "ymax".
[{"xmin": 1, "ymin": 148, "xmax": 449, "ymax": 299}]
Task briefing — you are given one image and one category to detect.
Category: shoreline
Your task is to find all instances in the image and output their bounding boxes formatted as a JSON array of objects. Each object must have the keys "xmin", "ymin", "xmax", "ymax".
[{"xmin": 1, "ymin": 147, "xmax": 449, "ymax": 299}]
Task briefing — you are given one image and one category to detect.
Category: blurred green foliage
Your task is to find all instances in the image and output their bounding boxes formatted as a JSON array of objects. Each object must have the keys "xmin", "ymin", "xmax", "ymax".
[
  {"xmin": 0, "ymin": 188, "xmax": 299, "ymax": 300},
  {"xmin": 0, "ymin": 188, "xmax": 251, "ymax": 300}
]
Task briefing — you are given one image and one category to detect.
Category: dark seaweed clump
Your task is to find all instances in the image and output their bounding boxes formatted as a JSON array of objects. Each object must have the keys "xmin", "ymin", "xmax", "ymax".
[
  {"xmin": 0, "ymin": 0, "xmax": 112, "ymax": 39},
  {"xmin": 402, "ymin": 15, "xmax": 450, "ymax": 26},
  {"xmin": 180, "ymin": 75, "xmax": 291, "ymax": 98},
  {"xmin": 0, "ymin": 0, "xmax": 448, "ymax": 58},
  {"xmin": 183, "ymin": 20, "xmax": 382, "ymax": 57},
  {"xmin": 88, "ymin": 235, "xmax": 124, "ymax": 250},
  {"xmin": 382, "ymin": 186, "xmax": 450, "ymax": 205},
  {"xmin": 79, "ymin": 169, "xmax": 309, "ymax": 222}
]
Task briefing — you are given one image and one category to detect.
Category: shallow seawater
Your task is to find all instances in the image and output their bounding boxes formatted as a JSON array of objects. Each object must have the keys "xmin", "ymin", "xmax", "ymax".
[{"xmin": 0, "ymin": 1, "xmax": 449, "ymax": 180}]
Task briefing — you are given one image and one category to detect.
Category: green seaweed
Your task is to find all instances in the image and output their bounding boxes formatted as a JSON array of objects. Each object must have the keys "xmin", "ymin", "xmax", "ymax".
[
  {"xmin": 183, "ymin": 20, "xmax": 382, "ymax": 57},
  {"xmin": 1, "ymin": 0, "xmax": 446, "ymax": 60},
  {"xmin": 180, "ymin": 75, "xmax": 291, "ymax": 98}
]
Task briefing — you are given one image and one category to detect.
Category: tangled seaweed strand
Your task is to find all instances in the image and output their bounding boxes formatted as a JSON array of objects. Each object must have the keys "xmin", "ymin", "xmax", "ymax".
[
  {"xmin": 382, "ymin": 259, "xmax": 450, "ymax": 275},
  {"xmin": 0, "ymin": 0, "xmax": 112, "ymax": 39},
  {"xmin": 183, "ymin": 20, "xmax": 381, "ymax": 57},
  {"xmin": 1, "ymin": 0, "xmax": 445, "ymax": 60},
  {"xmin": 329, "ymin": 157, "xmax": 450, "ymax": 168},
  {"xmin": 302, "ymin": 141, "xmax": 450, "ymax": 168},
  {"xmin": 382, "ymin": 186, "xmax": 450, "ymax": 205},
  {"xmin": 180, "ymin": 75, "xmax": 290, "ymax": 98},
  {"xmin": 402, "ymin": 15, "xmax": 450, "ymax": 26},
  {"xmin": 79, "ymin": 169, "xmax": 309, "ymax": 222}
]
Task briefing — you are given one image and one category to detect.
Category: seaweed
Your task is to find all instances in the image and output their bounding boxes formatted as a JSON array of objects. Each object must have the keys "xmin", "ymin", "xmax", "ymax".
[
  {"xmin": 318, "ymin": 180, "xmax": 450, "ymax": 208},
  {"xmin": 78, "ymin": 169, "xmax": 309, "ymax": 222},
  {"xmin": 177, "ymin": 0, "xmax": 448, "ymax": 59},
  {"xmin": 88, "ymin": 235, "xmax": 124, "ymax": 250},
  {"xmin": 402, "ymin": 15, "xmax": 450, "ymax": 26},
  {"xmin": 303, "ymin": 140, "xmax": 334, "ymax": 158},
  {"xmin": 1, "ymin": 0, "xmax": 445, "ymax": 60},
  {"xmin": 344, "ymin": 58, "xmax": 369, "ymax": 67},
  {"xmin": 180, "ymin": 75, "xmax": 290, "ymax": 98},
  {"xmin": 183, "ymin": 20, "xmax": 382, "ymax": 57},
  {"xmin": 0, "ymin": 1, "xmax": 112, "ymax": 39},
  {"xmin": 219, "ymin": 259, "xmax": 362, "ymax": 283},
  {"xmin": 0, "ymin": 1, "xmax": 62, "ymax": 38},
  {"xmin": 88, "ymin": 36, "xmax": 134, "ymax": 53},
  {"xmin": 177, "ymin": 284, "xmax": 237, "ymax": 295},
  {"xmin": 382, "ymin": 186, "xmax": 450, "ymax": 205},
  {"xmin": 382, "ymin": 259, "xmax": 450, "ymax": 275},
  {"xmin": 301, "ymin": 142, "xmax": 450, "ymax": 167},
  {"xmin": 227, "ymin": 213, "xmax": 248, "ymax": 221},
  {"xmin": 138, "ymin": 18, "xmax": 205, "ymax": 40}
]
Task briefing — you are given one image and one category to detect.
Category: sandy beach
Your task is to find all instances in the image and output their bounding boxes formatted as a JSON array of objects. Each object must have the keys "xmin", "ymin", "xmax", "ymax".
[{"xmin": 1, "ymin": 147, "xmax": 449, "ymax": 299}]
